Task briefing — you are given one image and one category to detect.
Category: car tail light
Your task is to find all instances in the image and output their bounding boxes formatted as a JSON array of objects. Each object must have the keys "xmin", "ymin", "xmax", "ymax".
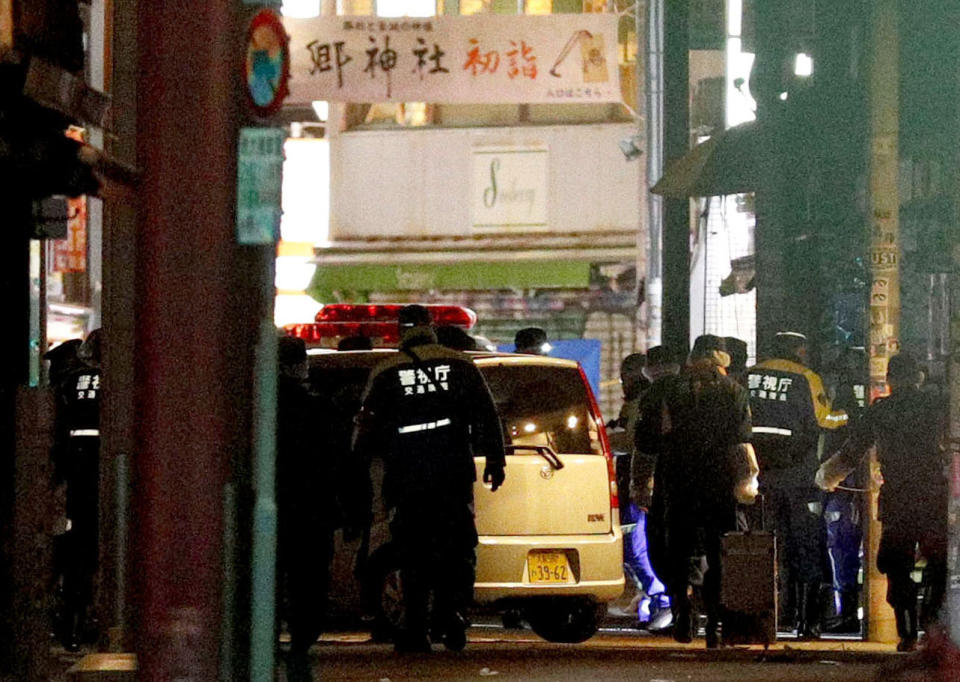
[
  {"xmin": 579, "ymin": 365, "xmax": 618, "ymax": 510},
  {"xmin": 284, "ymin": 303, "xmax": 478, "ymax": 348}
]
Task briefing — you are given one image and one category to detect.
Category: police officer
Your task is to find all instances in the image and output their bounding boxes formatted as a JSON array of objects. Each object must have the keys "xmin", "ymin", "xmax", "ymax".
[
  {"xmin": 352, "ymin": 305, "xmax": 506, "ymax": 653},
  {"xmin": 746, "ymin": 331, "xmax": 847, "ymax": 639},
  {"xmin": 817, "ymin": 353, "xmax": 947, "ymax": 651},
  {"xmin": 514, "ymin": 327, "xmax": 550, "ymax": 355},
  {"xmin": 53, "ymin": 329, "xmax": 102, "ymax": 651},
  {"xmin": 276, "ymin": 336, "xmax": 363, "ymax": 682},
  {"xmin": 822, "ymin": 346, "xmax": 867, "ymax": 634},
  {"xmin": 616, "ymin": 349, "xmax": 672, "ymax": 631}
]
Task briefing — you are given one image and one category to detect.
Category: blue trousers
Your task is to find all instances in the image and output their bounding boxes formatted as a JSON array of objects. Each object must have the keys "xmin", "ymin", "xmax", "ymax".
[{"xmin": 623, "ymin": 503, "xmax": 668, "ymax": 612}]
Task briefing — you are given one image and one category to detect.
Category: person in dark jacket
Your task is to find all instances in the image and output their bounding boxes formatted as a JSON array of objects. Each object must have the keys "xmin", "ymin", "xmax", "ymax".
[
  {"xmin": 53, "ymin": 329, "xmax": 102, "ymax": 651},
  {"xmin": 817, "ymin": 353, "xmax": 947, "ymax": 651},
  {"xmin": 276, "ymin": 336, "xmax": 366, "ymax": 682},
  {"xmin": 637, "ymin": 335, "xmax": 752, "ymax": 648},
  {"xmin": 746, "ymin": 331, "xmax": 847, "ymax": 638},
  {"xmin": 352, "ymin": 305, "xmax": 506, "ymax": 653}
]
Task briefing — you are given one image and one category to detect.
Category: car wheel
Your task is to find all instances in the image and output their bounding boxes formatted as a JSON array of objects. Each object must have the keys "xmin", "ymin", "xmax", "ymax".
[
  {"xmin": 525, "ymin": 598, "xmax": 604, "ymax": 643},
  {"xmin": 362, "ymin": 546, "xmax": 405, "ymax": 642},
  {"xmin": 379, "ymin": 564, "xmax": 405, "ymax": 634}
]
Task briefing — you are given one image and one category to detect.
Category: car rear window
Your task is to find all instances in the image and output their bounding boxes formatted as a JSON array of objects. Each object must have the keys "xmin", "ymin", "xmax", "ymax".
[{"xmin": 479, "ymin": 364, "xmax": 602, "ymax": 456}]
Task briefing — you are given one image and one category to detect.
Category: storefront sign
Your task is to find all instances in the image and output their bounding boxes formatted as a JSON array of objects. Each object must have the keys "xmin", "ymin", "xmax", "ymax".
[
  {"xmin": 53, "ymin": 196, "xmax": 87, "ymax": 273},
  {"xmin": 471, "ymin": 145, "xmax": 548, "ymax": 232},
  {"xmin": 283, "ymin": 13, "xmax": 620, "ymax": 103}
]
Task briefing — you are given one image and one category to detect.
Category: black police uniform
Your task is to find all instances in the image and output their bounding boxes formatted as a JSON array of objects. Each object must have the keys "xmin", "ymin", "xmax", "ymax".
[
  {"xmin": 54, "ymin": 361, "xmax": 102, "ymax": 650},
  {"xmin": 353, "ymin": 325, "xmax": 505, "ymax": 651},
  {"xmin": 746, "ymin": 357, "xmax": 847, "ymax": 636},
  {"xmin": 829, "ymin": 385, "xmax": 947, "ymax": 648},
  {"xmin": 637, "ymin": 356, "xmax": 752, "ymax": 646},
  {"xmin": 276, "ymin": 369, "xmax": 340, "ymax": 666}
]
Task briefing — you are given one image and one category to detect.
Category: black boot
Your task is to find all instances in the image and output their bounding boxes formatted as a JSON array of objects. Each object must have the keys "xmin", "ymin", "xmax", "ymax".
[
  {"xmin": 795, "ymin": 583, "xmax": 821, "ymax": 640},
  {"xmin": 824, "ymin": 590, "xmax": 860, "ymax": 634},
  {"xmin": 672, "ymin": 592, "xmax": 694, "ymax": 644},
  {"xmin": 60, "ymin": 610, "xmax": 81, "ymax": 653},
  {"xmin": 896, "ymin": 606, "xmax": 918, "ymax": 652}
]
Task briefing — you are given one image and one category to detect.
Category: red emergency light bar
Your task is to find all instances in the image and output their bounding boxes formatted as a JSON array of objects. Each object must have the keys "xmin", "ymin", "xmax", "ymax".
[
  {"xmin": 315, "ymin": 303, "xmax": 477, "ymax": 329},
  {"xmin": 284, "ymin": 304, "xmax": 478, "ymax": 348}
]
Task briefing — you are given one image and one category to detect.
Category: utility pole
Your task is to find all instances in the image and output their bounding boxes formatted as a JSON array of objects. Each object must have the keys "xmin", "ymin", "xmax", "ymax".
[
  {"xmin": 661, "ymin": 0, "xmax": 689, "ymax": 356},
  {"xmin": 863, "ymin": 0, "xmax": 899, "ymax": 644},
  {"xmin": 132, "ymin": 2, "xmax": 259, "ymax": 679}
]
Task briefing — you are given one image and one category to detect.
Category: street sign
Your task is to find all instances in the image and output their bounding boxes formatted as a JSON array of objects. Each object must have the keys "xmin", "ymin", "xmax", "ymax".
[
  {"xmin": 236, "ymin": 127, "xmax": 285, "ymax": 245},
  {"xmin": 244, "ymin": 8, "xmax": 291, "ymax": 118}
]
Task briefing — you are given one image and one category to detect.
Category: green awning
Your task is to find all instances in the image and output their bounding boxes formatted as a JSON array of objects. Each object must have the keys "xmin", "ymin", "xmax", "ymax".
[{"xmin": 307, "ymin": 260, "xmax": 592, "ymax": 302}]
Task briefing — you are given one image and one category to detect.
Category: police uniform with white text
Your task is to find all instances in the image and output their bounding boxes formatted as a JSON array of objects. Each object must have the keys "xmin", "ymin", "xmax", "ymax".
[
  {"xmin": 352, "ymin": 305, "xmax": 505, "ymax": 652},
  {"xmin": 746, "ymin": 332, "xmax": 847, "ymax": 638},
  {"xmin": 54, "ymin": 330, "xmax": 102, "ymax": 651}
]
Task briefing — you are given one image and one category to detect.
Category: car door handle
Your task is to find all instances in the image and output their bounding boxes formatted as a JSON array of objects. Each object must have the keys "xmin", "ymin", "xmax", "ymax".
[{"xmin": 504, "ymin": 444, "xmax": 565, "ymax": 471}]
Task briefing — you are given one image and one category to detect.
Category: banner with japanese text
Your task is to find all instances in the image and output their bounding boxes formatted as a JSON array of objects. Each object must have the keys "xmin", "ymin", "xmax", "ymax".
[
  {"xmin": 52, "ymin": 196, "xmax": 87, "ymax": 273},
  {"xmin": 283, "ymin": 14, "xmax": 622, "ymax": 104}
]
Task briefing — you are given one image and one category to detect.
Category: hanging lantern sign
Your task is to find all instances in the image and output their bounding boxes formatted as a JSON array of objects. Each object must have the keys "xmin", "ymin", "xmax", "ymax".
[{"xmin": 243, "ymin": 8, "xmax": 291, "ymax": 118}]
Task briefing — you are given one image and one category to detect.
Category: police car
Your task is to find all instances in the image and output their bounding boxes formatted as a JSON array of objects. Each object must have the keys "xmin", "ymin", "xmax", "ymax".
[{"xmin": 288, "ymin": 304, "xmax": 624, "ymax": 643}]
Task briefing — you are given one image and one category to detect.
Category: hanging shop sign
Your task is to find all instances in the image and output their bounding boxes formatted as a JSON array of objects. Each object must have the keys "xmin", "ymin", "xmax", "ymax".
[
  {"xmin": 471, "ymin": 145, "xmax": 548, "ymax": 232},
  {"xmin": 244, "ymin": 8, "xmax": 291, "ymax": 117},
  {"xmin": 53, "ymin": 196, "xmax": 87, "ymax": 273},
  {"xmin": 283, "ymin": 13, "xmax": 621, "ymax": 104}
]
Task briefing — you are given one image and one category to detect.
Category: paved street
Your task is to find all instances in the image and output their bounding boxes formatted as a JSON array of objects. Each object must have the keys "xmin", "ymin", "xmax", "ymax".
[{"xmin": 292, "ymin": 626, "xmax": 900, "ymax": 682}]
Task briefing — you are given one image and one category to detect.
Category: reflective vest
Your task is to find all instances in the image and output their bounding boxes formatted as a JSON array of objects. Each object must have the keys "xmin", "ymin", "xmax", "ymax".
[{"xmin": 746, "ymin": 358, "xmax": 846, "ymax": 475}]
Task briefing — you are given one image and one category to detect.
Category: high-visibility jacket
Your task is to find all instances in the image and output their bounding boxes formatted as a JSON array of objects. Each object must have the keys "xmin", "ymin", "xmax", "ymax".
[{"xmin": 746, "ymin": 358, "xmax": 847, "ymax": 484}]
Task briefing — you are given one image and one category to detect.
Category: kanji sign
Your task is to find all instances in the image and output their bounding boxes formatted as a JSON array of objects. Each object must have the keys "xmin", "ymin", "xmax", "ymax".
[
  {"xmin": 53, "ymin": 196, "xmax": 87, "ymax": 273},
  {"xmin": 283, "ymin": 14, "xmax": 621, "ymax": 104},
  {"xmin": 236, "ymin": 127, "xmax": 285, "ymax": 245}
]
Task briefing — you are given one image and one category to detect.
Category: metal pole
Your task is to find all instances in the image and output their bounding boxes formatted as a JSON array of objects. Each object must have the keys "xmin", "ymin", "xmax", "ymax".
[
  {"xmin": 250, "ymin": 271, "xmax": 278, "ymax": 682},
  {"xmin": 662, "ymin": 0, "xmax": 690, "ymax": 357},
  {"xmin": 864, "ymin": 0, "xmax": 899, "ymax": 644},
  {"xmin": 645, "ymin": 0, "xmax": 663, "ymax": 348}
]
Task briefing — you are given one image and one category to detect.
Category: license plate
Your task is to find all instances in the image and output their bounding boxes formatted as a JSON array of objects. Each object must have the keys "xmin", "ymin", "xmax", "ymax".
[{"xmin": 527, "ymin": 551, "xmax": 572, "ymax": 584}]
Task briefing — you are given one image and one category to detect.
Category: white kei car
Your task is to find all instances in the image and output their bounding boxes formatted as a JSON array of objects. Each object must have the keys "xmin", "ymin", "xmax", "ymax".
[{"xmin": 312, "ymin": 349, "xmax": 624, "ymax": 643}]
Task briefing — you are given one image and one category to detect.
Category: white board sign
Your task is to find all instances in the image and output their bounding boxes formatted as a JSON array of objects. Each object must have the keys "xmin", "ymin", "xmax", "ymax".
[{"xmin": 283, "ymin": 13, "xmax": 621, "ymax": 104}]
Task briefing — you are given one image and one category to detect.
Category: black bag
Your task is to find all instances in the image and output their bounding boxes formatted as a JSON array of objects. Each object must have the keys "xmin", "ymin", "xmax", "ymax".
[{"xmin": 720, "ymin": 496, "xmax": 777, "ymax": 646}]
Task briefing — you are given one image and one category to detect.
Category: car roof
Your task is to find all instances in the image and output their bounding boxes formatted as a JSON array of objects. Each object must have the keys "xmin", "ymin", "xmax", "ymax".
[{"xmin": 307, "ymin": 348, "xmax": 580, "ymax": 371}]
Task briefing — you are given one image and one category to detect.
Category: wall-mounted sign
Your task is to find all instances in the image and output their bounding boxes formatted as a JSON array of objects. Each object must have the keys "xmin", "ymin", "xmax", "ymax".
[
  {"xmin": 471, "ymin": 145, "xmax": 548, "ymax": 232},
  {"xmin": 53, "ymin": 196, "xmax": 87, "ymax": 272},
  {"xmin": 236, "ymin": 127, "xmax": 285, "ymax": 245},
  {"xmin": 244, "ymin": 9, "xmax": 291, "ymax": 117},
  {"xmin": 283, "ymin": 14, "xmax": 620, "ymax": 104}
]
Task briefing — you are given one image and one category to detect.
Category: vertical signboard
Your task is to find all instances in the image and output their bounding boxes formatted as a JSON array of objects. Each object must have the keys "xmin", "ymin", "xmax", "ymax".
[
  {"xmin": 52, "ymin": 196, "xmax": 87, "ymax": 272},
  {"xmin": 236, "ymin": 127, "xmax": 286, "ymax": 245}
]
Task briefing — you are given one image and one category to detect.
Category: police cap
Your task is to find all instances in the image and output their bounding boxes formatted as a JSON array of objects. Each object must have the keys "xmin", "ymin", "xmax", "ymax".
[
  {"xmin": 398, "ymin": 304, "xmax": 432, "ymax": 329},
  {"xmin": 515, "ymin": 327, "xmax": 548, "ymax": 352},
  {"xmin": 278, "ymin": 335, "xmax": 307, "ymax": 366}
]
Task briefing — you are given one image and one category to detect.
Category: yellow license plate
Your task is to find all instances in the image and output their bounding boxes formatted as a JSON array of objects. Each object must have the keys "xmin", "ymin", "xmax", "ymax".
[{"xmin": 527, "ymin": 551, "xmax": 571, "ymax": 584}]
